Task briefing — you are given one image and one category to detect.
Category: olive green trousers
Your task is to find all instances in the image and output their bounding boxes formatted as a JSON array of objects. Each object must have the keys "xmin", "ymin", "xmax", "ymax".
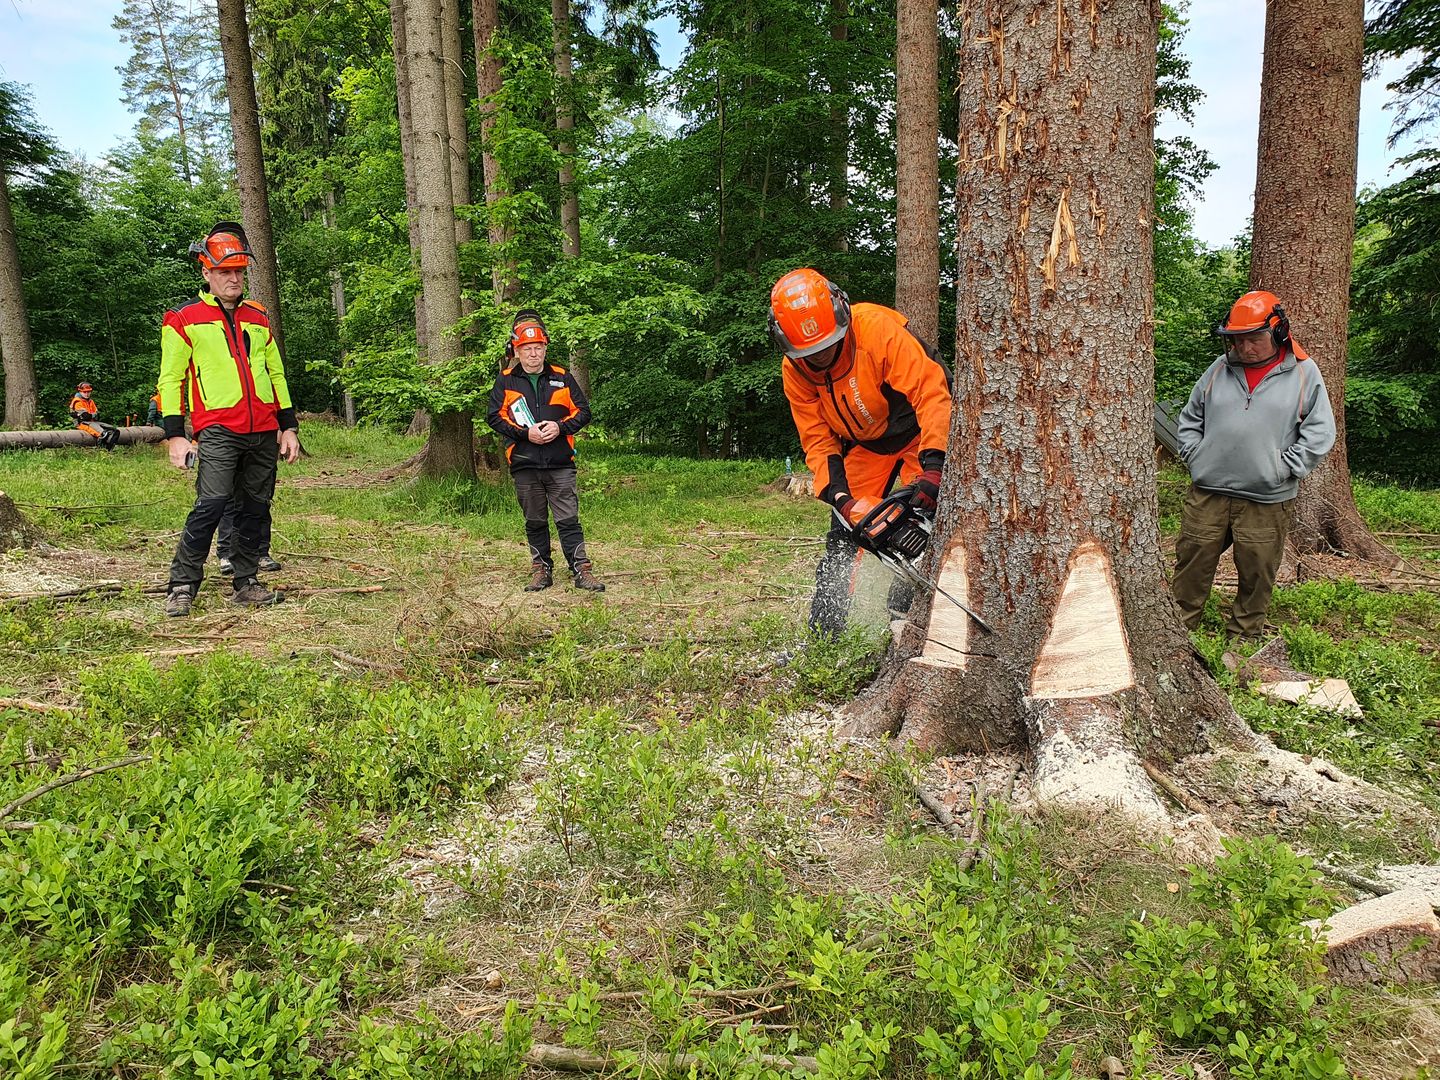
[{"xmin": 1172, "ymin": 486, "xmax": 1294, "ymax": 640}]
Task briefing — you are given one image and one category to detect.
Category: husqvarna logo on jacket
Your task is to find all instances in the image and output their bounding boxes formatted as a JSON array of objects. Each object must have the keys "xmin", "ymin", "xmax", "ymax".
[{"xmin": 849, "ymin": 377, "xmax": 875, "ymax": 424}]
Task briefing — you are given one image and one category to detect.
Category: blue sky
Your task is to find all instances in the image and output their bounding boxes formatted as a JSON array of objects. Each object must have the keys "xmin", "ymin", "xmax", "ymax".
[{"xmin": 0, "ymin": 0, "xmax": 1420, "ymax": 249}]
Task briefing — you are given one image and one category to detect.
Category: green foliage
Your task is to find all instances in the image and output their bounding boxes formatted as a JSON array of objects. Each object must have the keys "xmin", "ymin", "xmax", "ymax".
[
  {"xmin": 1119, "ymin": 838, "xmax": 1346, "ymax": 1079},
  {"xmin": 333, "ymin": 1006, "xmax": 532, "ymax": 1079},
  {"xmin": 788, "ymin": 626, "xmax": 889, "ymax": 701}
]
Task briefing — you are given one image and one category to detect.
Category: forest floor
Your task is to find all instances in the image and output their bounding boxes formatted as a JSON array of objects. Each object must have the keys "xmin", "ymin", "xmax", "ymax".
[{"xmin": 2, "ymin": 424, "xmax": 1439, "ymax": 1079}]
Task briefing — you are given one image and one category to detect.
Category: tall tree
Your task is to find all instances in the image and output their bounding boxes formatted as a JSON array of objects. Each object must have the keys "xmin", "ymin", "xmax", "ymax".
[
  {"xmin": 893, "ymin": 0, "xmax": 939, "ymax": 345},
  {"xmin": 0, "ymin": 168, "xmax": 37, "ymax": 430},
  {"xmin": 847, "ymin": 1, "xmax": 1237, "ymax": 820},
  {"xmin": 405, "ymin": 0, "xmax": 476, "ymax": 478},
  {"xmin": 473, "ymin": 0, "xmax": 518, "ymax": 303},
  {"xmin": 217, "ymin": 0, "xmax": 286, "ymax": 354},
  {"xmin": 1250, "ymin": 0, "xmax": 1392, "ymax": 563},
  {"xmin": 828, "ymin": 0, "xmax": 850, "ymax": 253},
  {"xmin": 441, "ymin": 0, "xmax": 474, "ymax": 256},
  {"xmin": 391, "ymin": 0, "xmax": 429, "ymax": 351},
  {"xmin": 0, "ymin": 83, "xmax": 54, "ymax": 430},
  {"xmin": 551, "ymin": 0, "xmax": 591, "ymax": 396},
  {"xmin": 113, "ymin": 0, "xmax": 226, "ymax": 182}
]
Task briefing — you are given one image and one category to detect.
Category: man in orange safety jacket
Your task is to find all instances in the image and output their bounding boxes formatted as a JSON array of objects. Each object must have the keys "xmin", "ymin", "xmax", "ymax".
[{"xmin": 769, "ymin": 268, "xmax": 953, "ymax": 633}]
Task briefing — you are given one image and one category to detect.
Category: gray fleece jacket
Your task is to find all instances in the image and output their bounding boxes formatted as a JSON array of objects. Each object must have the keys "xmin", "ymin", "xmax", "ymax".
[{"xmin": 1177, "ymin": 350, "xmax": 1336, "ymax": 504}]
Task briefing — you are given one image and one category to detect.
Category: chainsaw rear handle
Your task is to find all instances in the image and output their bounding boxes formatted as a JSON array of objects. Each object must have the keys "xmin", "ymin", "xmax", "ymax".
[{"xmin": 845, "ymin": 490, "xmax": 931, "ymax": 561}]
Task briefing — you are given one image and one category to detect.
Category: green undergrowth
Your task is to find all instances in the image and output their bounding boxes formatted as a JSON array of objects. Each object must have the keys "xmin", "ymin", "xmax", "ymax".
[{"xmin": 2, "ymin": 425, "xmax": 1437, "ymax": 1076}]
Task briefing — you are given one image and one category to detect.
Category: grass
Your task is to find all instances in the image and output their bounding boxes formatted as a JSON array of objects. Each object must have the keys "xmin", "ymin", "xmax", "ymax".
[{"xmin": 1, "ymin": 424, "xmax": 1438, "ymax": 1078}]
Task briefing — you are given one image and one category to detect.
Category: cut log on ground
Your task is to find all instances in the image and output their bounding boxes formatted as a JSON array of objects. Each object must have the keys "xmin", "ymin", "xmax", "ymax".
[{"xmin": 0, "ymin": 426, "xmax": 164, "ymax": 450}]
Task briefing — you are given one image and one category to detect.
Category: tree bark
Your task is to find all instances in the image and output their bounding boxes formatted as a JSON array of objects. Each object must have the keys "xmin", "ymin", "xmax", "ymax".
[
  {"xmin": 893, "ymin": 0, "xmax": 940, "ymax": 346},
  {"xmin": 0, "ymin": 427, "xmax": 164, "ymax": 450},
  {"xmin": 829, "ymin": 0, "xmax": 849, "ymax": 253},
  {"xmin": 847, "ymin": 0, "xmax": 1243, "ymax": 821},
  {"xmin": 405, "ymin": 0, "xmax": 475, "ymax": 479},
  {"xmin": 550, "ymin": 0, "xmax": 590, "ymax": 398},
  {"xmin": 217, "ymin": 0, "xmax": 285, "ymax": 357},
  {"xmin": 441, "ymin": 0, "xmax": 474, "ymax": 253},
  {"xmin": 473, "ymin": 0, "xmax": 518, "ymax": 304},
  {"xmin": 323, "ymin": 189, "xmax": 355, "ymax": 426},
  {"xmin": 391, "ymin": 0, "xmax": 428, "ymax": 352},
  {"xmin": 0, "ymin": 168, "xmax": 38, "ymax": 430},
  {"xmin": 1250, "ymin": 0, "xmax": 1393, "ymax": 564}
]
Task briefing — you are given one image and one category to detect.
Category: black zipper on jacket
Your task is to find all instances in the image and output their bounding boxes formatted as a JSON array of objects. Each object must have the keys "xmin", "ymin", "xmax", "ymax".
[
  {"xmin": 217, "ymin": 302, "xmax": 256, "ymax": 432},
  {"xmin": 824, "ymin": 374, "xmax": 863, "ymax": 442}
]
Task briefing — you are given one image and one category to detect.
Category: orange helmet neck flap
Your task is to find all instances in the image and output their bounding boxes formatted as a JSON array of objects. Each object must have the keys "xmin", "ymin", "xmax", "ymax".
[
  {"xmin": 1218, "ymin": 289, "xmax": 1289, "ymax": 366},
  {"xmin": 191, "ymin": 220, "xmax": 254, "ymax": 271},
  {"xmin": 769, "ymin": 269, "xmax": 852, "ymax": 361}
]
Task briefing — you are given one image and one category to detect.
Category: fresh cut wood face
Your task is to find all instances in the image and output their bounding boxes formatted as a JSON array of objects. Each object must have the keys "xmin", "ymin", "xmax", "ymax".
[{"xmin": 1029, "ymin": 540, "xmax": 1135, "ymax": 700}]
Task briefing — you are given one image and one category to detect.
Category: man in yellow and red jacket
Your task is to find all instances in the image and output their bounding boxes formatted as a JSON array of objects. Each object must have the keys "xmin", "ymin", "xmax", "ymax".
[
  {"xmin": 156, "ymin": 221, "xmax": 299, "ymax": 616},
  {"xmin": 770, "ymin": 268, "xmax": 954, "ymax": 632}
]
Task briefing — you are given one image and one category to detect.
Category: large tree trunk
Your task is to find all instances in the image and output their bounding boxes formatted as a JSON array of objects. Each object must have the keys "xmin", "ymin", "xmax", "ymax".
[
  {"xmin": 1250, "ymin": 0, "xmax": 1393, "ymax": 565},
  {"xmin": 473, "ymin": 0, "xmax": 518, "ymax": 304},
  {"xmin": 391, "ymin": 0, "xmax": 428, "ymax": 353},
  {"xmin": 828, "ymin": 0, "xmax": 849, "ymax": 253},
  {"xmin": 441, "ymin": 0, "xmax": 474, "ymax": 254},
  {"xmin": 550, "ymin": 0, "xmax": 590, "ymax": 397},
  {"xmin": 217, "ymin": 0, "xmax": 285, "ymax": 357},
  {"xmin": 405, "ymin": 0, "xmax": 475, "ymax": 479},
  {"xmin": 323, "ymin": 189, "xmax": 355, "ymax": 426},
  {"xmin": 847, "ymin": 0, "xmax": 1241, "ymax": 821},
  {"xmin": 0, "ymin": 426, "xmax": 164, "ymax": 450},
  {"xmin": 893, "ymin": 0, "xmax": 940, "ymax": 346},
  {"xmin": 0, "ymin": 169, "xmax": 38, "ymax": 430}
]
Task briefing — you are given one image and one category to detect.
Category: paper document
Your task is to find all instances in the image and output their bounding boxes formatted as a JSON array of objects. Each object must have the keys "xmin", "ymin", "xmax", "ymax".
[{"xmin": 509, "ymin": 398, "xmax": 537, "ymax": 428}]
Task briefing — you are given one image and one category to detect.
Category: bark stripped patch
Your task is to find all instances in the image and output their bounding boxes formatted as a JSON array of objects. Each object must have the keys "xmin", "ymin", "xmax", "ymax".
[
  {"xmin": 1029, "ymin": 539, "xmax": 1134, "ymax": 698},
  {"xmin": 918, "ymin": 541, "xmax": 973, "ymax": 668}
]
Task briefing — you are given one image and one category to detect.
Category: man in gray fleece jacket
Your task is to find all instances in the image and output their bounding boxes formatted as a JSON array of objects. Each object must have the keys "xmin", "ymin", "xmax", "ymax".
[{"xmin": 1172, "ymin": 290, "xmax": 1337, "ymax": 640}]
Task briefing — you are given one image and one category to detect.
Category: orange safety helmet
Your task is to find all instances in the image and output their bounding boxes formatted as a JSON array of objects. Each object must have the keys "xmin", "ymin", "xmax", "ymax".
[
  {"xmin": 511, "ymin": 319, "xmax": 548, "ymax": 347},
  {"xmin": 190, "ymin": 220, "xmax": 253, "ymax": 271},
  {"xmin": 76, "ymin": 382, "xmax": 93, "ymax": 392},
  {"xmin": 1218, "ymin": 290, "xmax": 1290, "ymax": 347},
  {"xmin": 769, "ymin": 269, "xmax": 851, "ymax": 360}
]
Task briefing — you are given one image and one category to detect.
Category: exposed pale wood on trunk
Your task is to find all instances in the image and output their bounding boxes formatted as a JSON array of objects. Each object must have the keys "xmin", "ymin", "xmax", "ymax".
[
  {"xmin": 217, "ymin": 0, "xmax": 285, "ymax": 357},
  {"xmin": 405, "ymin": 0, "xmax": 475, "ymax": 478},
  {"xmin": 1029, "ymin": 541, "xmax": 1134, "ymax": 699},
  {"xmin": 919, "ymin": 542, "xmax": 971, "ymax": 667},
  {"xmin": 894, "ymin": 0, "xmax": 940, "ymax": 345},
  {"xmin": 1251, "ymin": 0, "xmax": 1393, "ymax": 565},
  {"xmin": 844, "ymin": 0, "xmax": 1242, "ymax": 821},
  {"xmin": 0, "ymin": 168, "xmax": 38, "ymax": 430}
]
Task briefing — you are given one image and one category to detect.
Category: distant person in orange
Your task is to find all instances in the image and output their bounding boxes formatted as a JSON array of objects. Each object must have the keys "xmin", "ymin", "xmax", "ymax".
[
  {"xmin": 769, "ymin": 269, "xmax": 953, "ymax": 633},
  {"xmin": 68, "ymin": 383, "xmax": 120, "ymax": 449}
]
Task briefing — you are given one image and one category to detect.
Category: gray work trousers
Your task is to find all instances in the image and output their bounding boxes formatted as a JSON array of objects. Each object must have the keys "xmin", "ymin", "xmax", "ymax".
[
  {"xmin": 513, "ymin": 467, "xmax": 588, "ymax": 573},
  {"xmin": 169, "ymin": 427, "xmax": 278, "ymax": 590}
]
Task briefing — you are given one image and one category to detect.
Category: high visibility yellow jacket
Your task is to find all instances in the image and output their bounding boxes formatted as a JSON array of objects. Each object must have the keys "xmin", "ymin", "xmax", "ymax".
[{"xmin": 157, "ymin": 291, "xmax": 296, "ymax": 439}]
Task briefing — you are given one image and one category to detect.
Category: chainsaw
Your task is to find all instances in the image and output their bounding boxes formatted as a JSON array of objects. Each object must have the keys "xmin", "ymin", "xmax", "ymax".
[{"xmin": 835, "ymin": 489, "xmax": 994, "ymax": 634}]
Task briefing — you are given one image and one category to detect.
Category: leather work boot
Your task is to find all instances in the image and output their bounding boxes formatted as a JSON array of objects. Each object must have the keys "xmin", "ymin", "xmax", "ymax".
[
  {"xmin": 164, "ymin": 587, "xmax": 194, "ymax": 617},
  {"xmin": 524, "ymin": 562, "xmax": 553, "ymax": 592},
  {"xmin": 572, "ymin": 561, "xmax": 605, "ymax": 592},
  {"xmin": 257, "ymin": 555, "xmax": 283, "ymax": 573},
  {"xmin": 232, "ymin": 578, "xmax": 284, "ymax": 607}
]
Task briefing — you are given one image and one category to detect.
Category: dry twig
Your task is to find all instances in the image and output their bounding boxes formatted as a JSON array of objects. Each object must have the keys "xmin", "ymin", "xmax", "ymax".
[{"xmin": 0, "ymin": 754, "xmax": 150, "ymax": 823}]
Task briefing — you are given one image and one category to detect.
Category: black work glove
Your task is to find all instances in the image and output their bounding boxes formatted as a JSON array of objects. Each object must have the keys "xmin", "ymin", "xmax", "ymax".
[{"xmin": 910, "ymin": 469, "xmax": 943, "ymax": 511}]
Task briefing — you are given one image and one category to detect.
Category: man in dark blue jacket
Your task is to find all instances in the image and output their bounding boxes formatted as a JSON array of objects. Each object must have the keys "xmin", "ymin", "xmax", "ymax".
[{"xmin": 485, "ymin": 311, "xmax": 604, "ymax": 592}]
